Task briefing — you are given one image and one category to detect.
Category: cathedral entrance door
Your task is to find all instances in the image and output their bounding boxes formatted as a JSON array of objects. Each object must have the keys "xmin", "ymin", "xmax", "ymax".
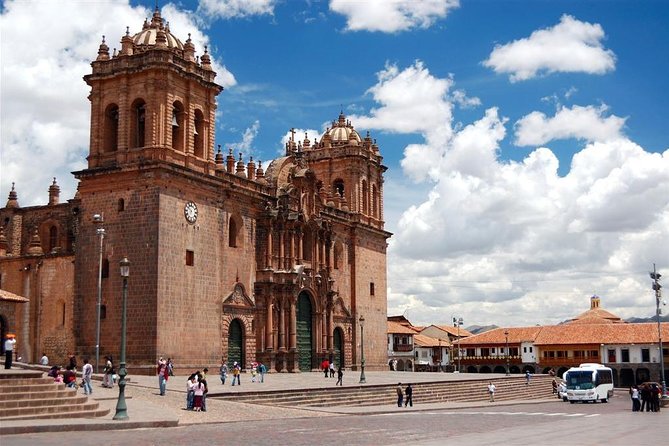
[
  {"xmin": 228, "ymin": 319, "xmax": 244, "ymax": 368},
  {"xmin": 296, "ymin": 292, "xmax": 313, "ymax": 371},
  {"xmin": 334, "ymin": 327, "xmax": 344, "ymax": 368}
]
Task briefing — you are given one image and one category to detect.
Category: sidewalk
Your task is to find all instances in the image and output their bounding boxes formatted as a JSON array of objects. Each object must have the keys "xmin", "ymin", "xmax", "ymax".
[{"xmin": 0, "ymin": 364, "xmax": 558, "ymax": 435}]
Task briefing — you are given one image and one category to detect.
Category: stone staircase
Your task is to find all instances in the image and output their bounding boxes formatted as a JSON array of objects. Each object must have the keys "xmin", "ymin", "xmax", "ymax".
[
  {"xmin": 213, "ymin": 375, "xmax": 555, "ymax": 408},
  {"xmin": 0, "ymin": 371, "xmax": 110, "ymax": 421}
]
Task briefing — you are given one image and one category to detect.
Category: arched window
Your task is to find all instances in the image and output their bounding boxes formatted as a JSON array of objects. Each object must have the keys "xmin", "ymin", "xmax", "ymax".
[
  {"xmin": 130, "ymin": 99, "xmax": 146, "ymax": 148},
  {"xmin": 117, "ymin": 198, "xmax": 125, "ymax": 212},
  {"xmin": 333, "ymin": 241, "xmax": 343, "ymax": 269},
  {"xmin": 333, "ymin": 179, "xmax": 344, "ymax": 198},
  {"xmin": 103, "ymin": 104, "xmax": 119, "ymax": 153},
  {"xmin": 48, "ymin": 226, "xmax": 58, "ymax": 253},
  {"xmin": 228, "ymin": 217, "xmax": 237, "ymax": 248},
  {"xmin": 171, "ymin": 101, "xmax": 184, "ymax": 152},
  {"xmin": 372, "ymin": 184, "xmax": 378, "ymax": 218},
  {"xmin": 362, "ymin": 180, "xmax": 369, "ymax": 214},
  {"xmin": 193, "ymin": 109, "xmax": 205, "ymax": 158}
]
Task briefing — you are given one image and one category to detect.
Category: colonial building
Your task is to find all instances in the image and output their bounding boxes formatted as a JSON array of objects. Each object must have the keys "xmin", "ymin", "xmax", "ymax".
[
  {"xmin": 0, "ymin": 8, "xmax": 391, "ymax": 374},
  {"xmin": 456, "ymin": 296, "xmax": 669, "ymax": 386}
]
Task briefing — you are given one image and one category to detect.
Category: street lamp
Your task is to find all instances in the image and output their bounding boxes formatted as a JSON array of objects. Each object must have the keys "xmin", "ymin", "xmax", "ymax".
[
  {"xmin": 504, "ymin": 330, "xmax": 510, "ymax": 376},
  {"xmin": 93, "ymin": 213, "xmax": 105, "ymax": 374},
  {"xmin": 359, "ymin": 315, "xmax": 366, "ymax": 384},
  {"xmin": 113, "ymin": 257, "xmax": 130, "ymax": 421},
  {"xmin": 650, "ymin": 264, "xmax": 667, "ymax": 397},
  {"xmin": 453, "ymin": 317, "xmax": 463, "ymax": 373}
]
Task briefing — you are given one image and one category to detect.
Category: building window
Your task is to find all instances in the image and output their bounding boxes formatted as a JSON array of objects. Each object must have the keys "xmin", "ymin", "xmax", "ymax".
[
  {"xmin": 186, "ymin": 250, "xmax": 194, "ymax": 266},
  {"xmin": 370, "ymin": 282, "xmax": 375, "ymax": 296},
  {"xmin": 529, "ymin": 347, "xmax": 533, "ymax": 353},
  {"xmin": 642, "ymin": 348, "xmax": 650, "ymax": 362},
  {"xmin": 193, "ymin": 109, "xmax": 205, "ymax": 158},
  {"xmin": 130, "ymin": 99, "xmax": 146, "ymax": 148},
  {"xmin": 102, "ymin": 258, "xmax": 109, "ymax": 279},
  {"xmin": 491, "ymin": 347, "xmax": 496, "ymax": 354},
  {"xmin": 466, "ymin": 348, "xmax": 475, "ymax": 357},
  {"xmin": 49, "ymin": 225, "xmax": 58, "ymax": 252},
  {"xmin": 61, "ymin": 302, "xmax": 66, "ymax": 326},
  {"xmin": 589, "ymin": 350, "xmax": 599, "ymax": 358},
  {"xmin": 608, "ymin": 349, "xmax": 616, "ymax": 363},
  {"xmin": 103, "ymin": 104, "xmax": 119, "ymax": 153},
  {"xmin": 118, "ymin": 198, "xmax": 125, "ymax": 212},
  {"xmin": 228, "ymin": 218, "xmax": 237, "ymax": 248},
  {"xmin": 171, "ymin": 102, "xmax": 184, "ymax": 152},
  {"xmin": 100, "ymin": 305, "xmax": 106, "ymax": 320},
  {"xmin": 523, "ymin": 347, "xmax": 527, "ymax": 353},
  {"xmin": 621, "ymin": 349, "xmax": 629, "ymax": 363},
  {"xmin": 333, "ymin": 179, "xmax": 345, "ymax": 198},
  {"xmin": 510, "ymin": 347, "xmax": 518, "ymax": 356}
]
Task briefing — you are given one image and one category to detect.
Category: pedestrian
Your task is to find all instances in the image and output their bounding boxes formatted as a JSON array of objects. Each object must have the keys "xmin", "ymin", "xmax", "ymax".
[
  {"xmin": 186, "ymin": 374, "xmax": 197, "ymax": 410},
  {"xmin": 329, "ymin": 361, "xmax": 335, "ymax": 378},
  {"xmin": 68, "ymin": 353, "xmax": 77, "ymax": 371},
  {"xmin": 220, "ymin": 359, "xmax": 228, "ymax": 385},
  {"xmin": 396, "ymin": 382, "xmax": 403, "ymax": 407},
  {"xmin": 323, "ymin": 359, "xmax": 329, "ymax": 378},
  {"xmin": 630, "ymin": 385, "xmax": 640, "ymax": 412},
  {"xmin": 167, "ymin": 358, "xmax": 174, "ymax": 376},
  {"xmin": 62, "ymin": 365, "xmax": 77, "ymax": 389},
  {"xmin": 193, "ymin": 377, "xmax": 206, "ymax": 412},
  {"xmin": 525, "ymin": 370, "xmax": 532, "ymax": 385},
  {"xmin": 251, "ymin": 365, "xmax": 257, "ymax": 383},
  {"xmin": 157, "ymin": 357, "xmax": 168, "ymax": 396},
  {"xmin": 199, "ymin": 371, "xmax": 208, "ymax": 412},
  {"xmin": 640, "ymin": 384, "xmax": 650, "ymax": 412},
  {"xmin": 404, "ymin": 383, "xmax": 413, "ymax": 407},
  {"xmin": 82, "ymin": 357, "xmax": 93, "ymax": 395},
  {"xmin": 487, "ymin": 381, "xmax": 496, "ymax": 402},
  {"xmin": 258, "ymin": 362, "xmax": 266, "ymax": 383},
  {"xmin": 232, "ymin": 361, "xmax": 241, "ymax": 386},
  {"xmin": 102, "ymin": 356, "xmax": 114, "ymax": 388},
  {"xmin": 4, "ymin": 333, "xmax": 16, "ymax": 369},
  {"xmin": 336, "ymin": 367, "xmax": 343, "ymax": 386},
  {"xmin": 551, "ymin": 378, "xmax": 558, "ymax": 394},
  {"xmin": 650, "ymin": 384, "xmax": 661, "ymax": 412},
  {"xmin": 40, "ymin": 352, "xmax": 49, "ymax": 366}
]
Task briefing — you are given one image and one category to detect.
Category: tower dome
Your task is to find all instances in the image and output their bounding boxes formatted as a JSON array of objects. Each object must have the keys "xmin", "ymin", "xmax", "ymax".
[
  {"xmin": 132, "ymin": 7, "xmax": 184, "ymax": 50},
  {"xmin": 325, "ymin": 111, "xmax": 362, "ymax": 144}
]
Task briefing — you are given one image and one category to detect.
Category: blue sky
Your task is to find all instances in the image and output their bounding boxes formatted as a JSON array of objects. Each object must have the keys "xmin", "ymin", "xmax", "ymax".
[{"xmin": 1, "ymin": 0, "xmax": 668, "ymax": 327}]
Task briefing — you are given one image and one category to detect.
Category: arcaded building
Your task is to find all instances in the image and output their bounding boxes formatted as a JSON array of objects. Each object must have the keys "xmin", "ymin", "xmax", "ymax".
[{"xmin": 0, "ymin": 8, "xmax": 391, "ymax": 374}]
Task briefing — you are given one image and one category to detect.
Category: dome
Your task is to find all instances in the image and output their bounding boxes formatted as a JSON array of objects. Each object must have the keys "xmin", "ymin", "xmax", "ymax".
[
  {"xmin": 132, "ymin": 8, "xmax": 184, "ymax": 50},
  {"xmin": 325, "ymin": 112, "xmax": 362, "ymax": 144}
]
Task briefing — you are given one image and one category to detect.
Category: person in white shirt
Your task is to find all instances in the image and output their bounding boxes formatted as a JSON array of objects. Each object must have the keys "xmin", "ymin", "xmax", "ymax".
[
  {"xmin": 487, "ymin": 382, "xmax": 496, "ymax": 402},
  {"xmin": 4, "ymin": 334, "xmax": 16, "ymax": 369},
  {"xmin": 82, "ymin": 358, "xmax": 93, "ymax": 395},
  {"xmin": 40, "ymin": 353, "xmax": 49, "ymax": 366}
]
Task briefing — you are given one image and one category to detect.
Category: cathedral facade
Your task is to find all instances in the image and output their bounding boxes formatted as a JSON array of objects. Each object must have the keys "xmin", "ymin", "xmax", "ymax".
[{"xmin": 0, "ymin": 8, "xmax": 391, "ymax": 374}]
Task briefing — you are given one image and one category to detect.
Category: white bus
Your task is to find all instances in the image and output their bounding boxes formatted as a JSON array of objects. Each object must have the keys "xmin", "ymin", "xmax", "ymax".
[{"xmin": 563, "ymin": 363, "xmax": 614, "ymax": 403}]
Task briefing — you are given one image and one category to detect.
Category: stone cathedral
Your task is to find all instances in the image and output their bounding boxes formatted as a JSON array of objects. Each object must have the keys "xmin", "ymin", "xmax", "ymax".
[{"xmin": 0, "ymin": 8, "xmax": 391, "ymax": 374}]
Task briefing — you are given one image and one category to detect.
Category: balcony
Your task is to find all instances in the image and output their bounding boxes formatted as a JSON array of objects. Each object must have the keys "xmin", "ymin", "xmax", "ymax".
[{"xmin": 392, "ymin": 344, "xmax": 413, "ymax": 352}]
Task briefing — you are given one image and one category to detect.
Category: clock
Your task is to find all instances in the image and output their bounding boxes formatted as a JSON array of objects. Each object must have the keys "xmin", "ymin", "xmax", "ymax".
[{"xmin": 184, "ymin": 201, "xmax": 198, "ymax": 224}]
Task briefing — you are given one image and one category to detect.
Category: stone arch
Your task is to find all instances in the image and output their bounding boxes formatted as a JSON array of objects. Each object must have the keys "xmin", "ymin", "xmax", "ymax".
[
  {"xmin": 635, "ymin": 367, "xmax": 650, "ymax": 384},
  {"xmin": 228, "ymin": 213, "xmax": 243, "ymax": 248},
  {"xmin": 404, "ymin": 359, "xmax": 413, "ymax": 371},
  {"xmin": 361, "ymin": 179, "xmax": 368, "ymax": 214},
  {"xmin": 171, "ymin": 100, "xmax": 185, "ymax": 152},
  {"xmin": 333, "ymin": 178, "xmax": 344, "ymax": 199},
  {"xmin": 227, "ymin": 318, "xmax": 245, "ymax": 368},
  {"xmin": 522, "ymin": 365, "xmax": 535, "ymax": 374},
  {"xmin": 296, "ymin": 291, "xmax": 314, "ymax": 371},
  {"xmin": 510, "ymin": 365, "xmax": 521, "ymax": 374},
  {"xmin": 333, "ymin": 240, "xmax": 343, "ymax": 270},
  {"xmin": 372, "ymin": 183, "xmax": 378, "ymax": 218},
  {"xmin": 620, "ymin": 368, "xmax": 634, "ymax": 387},
  {"xmin": 130, "ymin": 98, "xmax": 146, "ymax": 148},
  {"xmin": 467, "ymin": 365, "xmax": 478, "ymax": 373},
  {"xmin": 333, "ymin": 326, "xmax": 345, "ymax": 368},
  {"xmin": 39, "ymin": 220, "xmax": 60, "ymax": 254},
  {"xmin": 557, "ymin": 367, "xmax": 569, "ymax": 378},
  {"xmin": 493, "ymin": 366, "xmax": 506, "ymax": 374},
  {"xmin": 396, "ymin": 359, "xmax": 405, "ymax": 371},
  {"xmin": 103, "ymin": 103, "xmax": 119, "ymax": 153},
  {"xmin": 480, "ymin": 365, "xmax": 492, "ymax": 373},
  {"xmin": 542, "ymin": 367, "xmax": 553, "ymax": 374},
  {"xmin": 193, "ymin": 108, "xmax": 205, "ymax": 158}
]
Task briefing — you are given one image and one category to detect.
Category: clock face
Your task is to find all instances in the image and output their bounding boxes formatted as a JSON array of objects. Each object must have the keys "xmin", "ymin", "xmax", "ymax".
[{"xmin": 184, "ymin": 201, "xmax": 198, "ymax": 224}]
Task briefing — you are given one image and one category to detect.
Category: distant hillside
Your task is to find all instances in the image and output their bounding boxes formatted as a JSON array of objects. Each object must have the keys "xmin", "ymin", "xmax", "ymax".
[
  {"xmin": 466, "ymin": 325, "xmax": 498, "ymax": 335},
  {"xmin": 626, "ymin": 314, "xmax": 669, "ymax": 323}
]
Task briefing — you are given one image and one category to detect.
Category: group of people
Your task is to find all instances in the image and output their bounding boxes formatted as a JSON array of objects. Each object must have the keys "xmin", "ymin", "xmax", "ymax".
[
  {"xmin": 186, "ymin": 369, "xmax": 209, "ymax": 411},
  {"xmin": 219, "ymin": 359, "xmax": 268, "ymax": 385},
  {"xmin": 629, "ymin": 383, "xmax": 663, "ymax": 412},
  {"xmin": 44, "ymin": 356, "xmax": 94, "ymax": 395},
  {"xmin": 321, "ymin": 359, "xmax": 344, "ymax": 386},
  {"xmin": 396, "ymin": 382, "xmax": 414, "ymax": 407}
]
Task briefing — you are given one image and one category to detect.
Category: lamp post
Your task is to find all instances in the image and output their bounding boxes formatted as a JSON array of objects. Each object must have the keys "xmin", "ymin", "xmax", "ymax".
[
  {"xmin": 113, "ymin": 257, "xmax": 130, "ymax": 421},
  {"xmin": 504, "ymin": 330, "xmax": 510, "ymax": 376},
  {"xmin": 650, "ymin": 264, "xmax": 667, "ymax": 397},
  {"xmin": 453, "ymin": 317, "xmax": 463, "ymax": 373},
  {"xmin": 93, "ymin": 214, "xmax": 105, "ymax": 374},
  {"xmin": 359, "ymin": 315, "xmax": 366, "ymax": 384}
]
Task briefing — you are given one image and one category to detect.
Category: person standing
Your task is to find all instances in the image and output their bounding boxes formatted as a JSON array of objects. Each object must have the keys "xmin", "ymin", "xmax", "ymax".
[
  {"xmin": 199, "ymin": 370, "xmax": 208, "ymax": 412},
  {"xmin": 167, "ymin": 358, "xmax": 174, "ymax": 376},
  {"xmin": 329, "ymin": 361, "xmax": 335, "ymax": 378},
  {"xmin": 640, "ymin": 384, "xmax": 650, "ymax": 412},
  {"xmin": 82, "ymin": 358, "xmax": 93, "ymax": 395},
  {"xmin": 487, "ymin": 382, "xmax": 496, "ymax": 402},
  {"xmin": 232, "ymin": 362, "xmax": 241, "ymax": 386},
  {"xmin": 68, "ymin": 354, "xmax": 77, "ymax": 372},
  {"xmin": 103, "ymin": 356, "xmax": 114, "ymax": 388},
  {"xmin": 336, "ymin": 367, "xmax": 343, "ymax": 386},
  {"xmin": 157, "ymin": 357, "xmax": 168, "ymax": 396},
  {"xmin": 40, "ymin": 353, "xmax": 49, "ymax": 366},
  {"xmin": 258, "ymin": 362, "xmax": 266, "ymax": 383},
  {"xmin": 404, "ymin": 383, "xmax": 413, "ymax": 407},
  {"xmin": 186, "ymin": 374, "xmax": 197, "ymax": 410},
  {"xmin": 396, "ymin": 383, "xmax": 403, "ymax": 407},
  {"xmin": 323, "ymin": 359, "xmax": 329, "ymax": 378},
  {"xmin": 630, "ymin": 385, "xmax": 640, "ymax": 412},
  {"xmin": 219, "ymin": 359, "xmax": 228, "ymax": 385},
  {"xmin": 525, "ymin": 370, "xmax": 532, "ymax": 385},
  {"xmin": 4, "ymin": 334, "xmax": 16, "ymax": 369}
]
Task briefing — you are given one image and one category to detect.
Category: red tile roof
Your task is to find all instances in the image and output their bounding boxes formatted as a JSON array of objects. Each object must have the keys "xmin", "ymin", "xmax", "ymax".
[
  {"xmin": 431, "ymin": 325, "xmax": 474, "ymax": 337},
  {"xmin": 0, "ymin": 289, "xmax": 29, "ymax": 302},
  {"xmin": 458, "ymin": 326, "xmax": 542, "ymax": 345},
  {"xmin": 387, "ymin": 321, "xmax": 417, "ymax": 334},
  {"xmin": 414, "ymin": 333, "xmax": 452, "ymax": 347}
]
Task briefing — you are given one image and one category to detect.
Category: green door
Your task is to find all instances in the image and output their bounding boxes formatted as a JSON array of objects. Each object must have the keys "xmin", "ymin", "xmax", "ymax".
[
  {"xmin": 334, "ymin": 328, "xmax": 344, "ymax": 368},
  {"xmin": 228, "ymin": 319, "xmax": 243, "ymax": 368},
  {"xmin": 296, "ymin": 292, "xmax": 313, "ymax": 371}
]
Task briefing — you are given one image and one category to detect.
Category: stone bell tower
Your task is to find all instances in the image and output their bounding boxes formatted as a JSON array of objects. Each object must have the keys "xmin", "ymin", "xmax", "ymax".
[{"xmin": 84, "ymin": 7, "xmax": 223, "ymax": 174}]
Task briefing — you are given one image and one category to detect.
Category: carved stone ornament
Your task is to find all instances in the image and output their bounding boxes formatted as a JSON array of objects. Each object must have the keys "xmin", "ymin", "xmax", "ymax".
[{"xmin": 223, "ymin": 283, "xmax": 255, "ymax": 307}]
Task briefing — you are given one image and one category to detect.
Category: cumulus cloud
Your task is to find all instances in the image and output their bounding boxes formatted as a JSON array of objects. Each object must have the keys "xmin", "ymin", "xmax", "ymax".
[
  {"xmin": 198, "ymin": 0, "xmax": 276, "ymax": 19},
  {"xmin": 354, "ymin": 62, "xmax": 669, "ymax": 327},
  {"xmin": 515, "ymin": 104, "xmax": 627, "ymax": 146},
  {"xmin": 226, "ymin": 120, "xmax": 261, "ymax": 157},
  {"xmin": 279, "ymin": 128, "xmax": 324, "ymax": 155},
  {"xmin": 0, "ymin": 0, "xmax": 234, "ymax": 207},
  {"xmin": 329, "ymin": 0, "xmax": 459, "ymax": 33},
  {"xmin": 484, "ymin": 14, "xmax": 616, "ymax": 82}
]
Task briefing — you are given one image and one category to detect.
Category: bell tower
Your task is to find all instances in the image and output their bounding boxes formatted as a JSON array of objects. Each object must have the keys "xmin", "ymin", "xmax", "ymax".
[{"xmin": 84, "ymin": 7, "xmax": 223, "ymax": 174}]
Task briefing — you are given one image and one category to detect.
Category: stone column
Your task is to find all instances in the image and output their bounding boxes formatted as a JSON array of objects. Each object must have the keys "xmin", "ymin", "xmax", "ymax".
[
  {"xmin": 289, "ymin": 299, "xmax": 297, "ymax": 351},
  {"xmin": 266, "ymin": 230, "xmax": 272, "ymax": 269},
  {"xmin": 278, "ymin": 230, "xmax": 284, "ymax": 270},
  {"xmin": 279, "ymin": 299, "xmax": 286, "ymax": 352},
  {"xmin": 22, "ymin": 270, "xmax": 32, "ymax": 362},
  {"xmin": 327, "ymin": 305, "xmax": 333, "ymax": 351},
  {"xmin": 265, "ymin": 300, "xmax": 273, "ymax": 352}
]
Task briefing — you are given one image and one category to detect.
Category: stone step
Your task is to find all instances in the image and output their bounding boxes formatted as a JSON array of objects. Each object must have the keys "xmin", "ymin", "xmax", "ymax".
[
  {"xmin": 0, "ymin": 377, "xmax": 53, "ymax": 386},
  {"xmin": 0, "ymin": 383, "xmax": 69, "ymax": 394},
  {"xmin": 0, "ymin": 407, "xmax": 111, "ymax": 421},
  {"xmin": 0, "ymin": 401, "xmax": 103, "ymax": 418},
  {"xmin": 0, "ymin": 390, "xmax": 76, "ymax": 401},
  {"xmin": 0, "ymin": 395, "xmax": 89, "ymax": 409}
]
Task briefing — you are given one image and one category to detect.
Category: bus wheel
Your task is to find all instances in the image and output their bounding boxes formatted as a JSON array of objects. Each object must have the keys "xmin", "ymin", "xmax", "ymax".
[
  {"xmin": 601, "ymin": 398, "xmax": 608, "ymax": 403},
  {"xmin": 570, "ymin": 401, "xmax": 575, "ymax": 404}
]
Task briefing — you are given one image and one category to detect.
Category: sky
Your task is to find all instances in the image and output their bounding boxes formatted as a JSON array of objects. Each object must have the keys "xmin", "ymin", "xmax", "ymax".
[{"xmin": 1, "ymin": 0, "xmax": 668, "ymax": 328}]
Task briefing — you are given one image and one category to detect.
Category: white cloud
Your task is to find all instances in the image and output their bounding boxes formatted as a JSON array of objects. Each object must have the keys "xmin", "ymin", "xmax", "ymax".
[
  {"xmin": 198, "ymin": 0, "xmax": 276, "ymax": 19},
  {"xmin": 484, "ymin": 14, "xmax": 616, "ymax": 82},
  {"xmin": 515, "ymin": 104, "xmax": 626, "ymax": 146},
  {"xmin": 0, "ymin": 0, "xmax": 234, "ymax": 207},
  {"xmin": 279, "ymin": 128, "xmax": 324, "ymax": 155},
  {"xmin": 354, "ymin": 62, "xmax": 669, "ymax": 327},
  {"xmin": 329, "ymin": 0, "xmax": 459, "ymax": 33},
  {"xmin": 226, "ymin": 120, "xmax": 261, "ymax": 157}
]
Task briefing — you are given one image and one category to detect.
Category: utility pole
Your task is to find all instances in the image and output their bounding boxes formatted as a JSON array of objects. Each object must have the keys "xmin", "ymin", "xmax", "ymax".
[{"xmin": 650, "ymin": 264, "xmax": 666, "ymax": 398}]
